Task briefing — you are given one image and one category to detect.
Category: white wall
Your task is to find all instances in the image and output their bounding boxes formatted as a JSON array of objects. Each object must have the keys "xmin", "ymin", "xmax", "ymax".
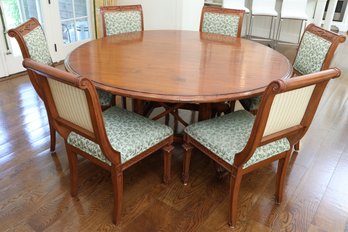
[
  {"xmin": 117, "ymin": 0, "xmax": 321, "ymax": 43},
  {"xmin": 117, "ymin": 0, "xmax": 181, "ymax": 30}
]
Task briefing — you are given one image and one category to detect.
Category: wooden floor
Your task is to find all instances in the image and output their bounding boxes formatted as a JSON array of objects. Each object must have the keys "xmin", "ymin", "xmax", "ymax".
[{"xmin": 1, "ymin": 42, "xmax": 347, "ymax": 232}]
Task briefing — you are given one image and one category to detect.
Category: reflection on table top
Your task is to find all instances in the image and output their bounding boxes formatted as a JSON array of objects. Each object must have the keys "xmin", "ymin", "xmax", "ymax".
[{"xmin": 65, "ymin": 30, "xmax": 292, "ymax": 103}]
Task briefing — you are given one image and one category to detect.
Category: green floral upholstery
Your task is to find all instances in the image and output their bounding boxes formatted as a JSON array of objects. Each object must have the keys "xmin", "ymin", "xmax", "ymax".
[
  {"xmin": 23, "ymin": 26, "xmax": 53, "ymax": 66},
  {"xmin": 104, "ymin": 11, "xmax": 142, "ymax": 36},
  {"xmin": 201, "ymin": 12, "xmax": 240, "ymax": 37},
  {"xmin": 241, "ymin": 31, "xmax": 332, "ymax": 112},
  {"xmin": 185, "ymin": 110, "xmax": 290, "ymax": 168},
  {"xmin": 96, "ymin": 89, "xmax": 113, "ymax": 107},
  {"xmin": 67, "ymin": 106, "xmax": 173, "ymax": 165},
  {"xmin": 23, "ymin": 26, "xmax": 112, "ymax": 107},
  {"xmin": 240, "ymin": 96, "xmax": 262, "ymax": 111},
  {"xmin": 293, "ymin": 31, "xmax": 332, "ymax": 75}
]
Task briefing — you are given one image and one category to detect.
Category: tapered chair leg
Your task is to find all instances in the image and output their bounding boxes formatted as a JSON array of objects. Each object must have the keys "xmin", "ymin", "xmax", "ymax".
[
  {"xmin": 294, "ymin": 141, "xmax": 300, "ymax": 151},
  {"xmin": 228, "ymin": 168, "xmax": 243, "ymax": 227},
  {"xmin": 275, "ymin": 151, "xmax": 291, "ymax": 204},
  {"xmin": 182, "ymin": 143, "xmax": 193, "ymax": 185},
  {"xmin": 66, "ymin": 145, "xmax": 78, "ymax": 197},
  {"xmin": 111, "ymin": 166, "xmax": 123, "ymax": 225},
  {"xmin": 48, "ymin": 119, "xmax": 56, "ymax": 152},
  {"xmin": 163, "ymin": 144, "xmax": 174, "ymax": 184}
]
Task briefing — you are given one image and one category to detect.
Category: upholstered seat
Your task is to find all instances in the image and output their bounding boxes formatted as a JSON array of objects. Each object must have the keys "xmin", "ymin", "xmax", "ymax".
[
  {"xmin": 68, "ymin": 106, "xmax": 173, "ymax": 165},
  {"xmin": 185, "ymin": 110, "xmax": 290, "ymax": 168},
  {"xmin": 182, "ymin": 68, "xmax": 341, "ymax": 227}
]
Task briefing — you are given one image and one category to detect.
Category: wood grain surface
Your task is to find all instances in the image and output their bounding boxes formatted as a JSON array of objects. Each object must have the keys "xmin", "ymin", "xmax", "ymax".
[
  {"xmin": 65, "ymin": 31, "xmax": 292, "ymax": 103},
  {"xmin": 1, "ymin": 42, "xmax": 347, "ymax": 231}
]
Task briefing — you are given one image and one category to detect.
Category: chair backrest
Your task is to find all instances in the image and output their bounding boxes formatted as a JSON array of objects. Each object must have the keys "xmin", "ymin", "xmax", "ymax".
[
  {"xmin": 223, "ymin": 0, "xmax": 247, "ymax": 10},
  {"xmin": 251, "ymin": 0, "xmax": 277, "ymax": 12},
  {"xmin": 233, "ymin": 68, "xmax": 341, "ymax": 166},
  {"xmin": 293, "ymin": 23, "xmax": 346, "ymax": 75},
  {"xmin": 281, "ymin": 0, "xmax": 308, "ymax": 13},
  {"xmin": 8, "ymin": 18, "xmax": 53, "ymax": 98},
  {"xmin": 22, "ymin": 58, "xmax": 120, "ymax": 164},
  {"xmin": 200, "ymin": 6, "xmax": 244, "ymax": 38},
  {"xmin": 100, "ymin": 5, "xmax": 144, "ymax": 37}
]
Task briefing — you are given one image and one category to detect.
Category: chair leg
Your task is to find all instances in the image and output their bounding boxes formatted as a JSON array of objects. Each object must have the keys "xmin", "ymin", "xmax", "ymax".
[
  {"xmin": 294, "ymin": 141, "xmax": 300, "ymax": 151},
  {"xmin": 275, "ymin": 151, "xmax": 291, "ymax": 204},
  {"xmin": 111, "ymin": 165, "xmax": 123, "ymax": 225},
  {"xmin": 162, "ymin": 144, "xmax": 174, "ymax": 184},
  {"xmin": 182, "ymin": 143, "xmax": 193, "ymax": 185},
  {"xmin": 66, "ymin": 145, "xmax": 78, "ymax": 197},
  {"xmin": 165, "ymin": 114, "xmax": 170, "ymax": 126},
  {"xmin": 121, "ymin": 96, "xmax": 127, "ymax": 109},
  {"xmin": 275, "ymin": 18, "xmax": 283, "ymax": 48},
  {"xmin": 48, "ymin": 119, "xmax": 56, "ymax": 152},
  {"xmin": 228, "ymin": 167, "xmax": 243, "ymax": 227}
]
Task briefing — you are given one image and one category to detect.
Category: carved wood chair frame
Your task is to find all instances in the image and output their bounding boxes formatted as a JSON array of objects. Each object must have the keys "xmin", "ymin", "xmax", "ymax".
[
  {"xmin": 182, "ymin": 68, "xmax": 341, "ymax": 227},
  {"xmin": 23, "ymin": 58, "xmax": 174, "ymax": 225}
]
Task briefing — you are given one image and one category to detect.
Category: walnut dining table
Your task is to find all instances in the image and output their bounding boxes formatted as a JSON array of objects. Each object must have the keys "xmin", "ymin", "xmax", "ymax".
[{"xmin": 65, "ymin": 30, "xmax": 292, "ymax": 122}]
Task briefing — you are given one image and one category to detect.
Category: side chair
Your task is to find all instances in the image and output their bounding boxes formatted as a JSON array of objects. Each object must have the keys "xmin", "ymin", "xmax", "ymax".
[
  {"xmin": 100, "ymin": 4, "xmax": 144, "ymax": 111},
  {"xmin": 100, "ymin": 4, "xmax": 144, "ymax": 37},
  {"xmin": 182, "ymin": 68, "xmax": 341, "ymax": 227},
  {"xmin": 8, "ymin": 17, "xmax": 115, "ymax": 152},
  {"xmin": 200, "ymin": 6, "xmax": 245, "ymax": 38},
  {"xmin": 23, "ymin": 58, "xmax": 174, "ymax": 225},
  {"xmin": 240, "ymin": 23, "xmax": 346, "ymax": 151}
]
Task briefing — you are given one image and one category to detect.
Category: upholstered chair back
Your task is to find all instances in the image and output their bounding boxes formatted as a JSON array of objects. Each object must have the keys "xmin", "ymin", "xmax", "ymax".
[
  {"xmin": 234, "ymin": 68, "xmax": 341, "ymax": 166},
  {"xmin": 47, "ymin": 78, "xmax": 94, "ymax": 133},
  {"xmin": 22, "ymin": 58, "xmax": 108, "ymax": 146},
  {"xmin": 8, "ymin": 18, "xmax": 53, "ymax": 66},
  {"xmin": 293, "ymin": 23, "xmax": 346, "ymax": 75},
  {"xmin": 263, "ymin": 85, "xmax": 315, "ymax": 136},
  {"xmin": 200, "ymin": 6, "xmax": 245, "ymax": 37},
  {"xmin": 100, "ymin": 5, "xmax": 144, "ymax": 37}
]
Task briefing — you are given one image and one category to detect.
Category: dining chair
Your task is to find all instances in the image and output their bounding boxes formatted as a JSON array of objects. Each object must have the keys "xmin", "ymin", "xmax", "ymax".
[
  {"xmin": 100, "ymin": 5, "xmax": 143, "ymax": 110},
  {"xmin": 23, "ymin": 58, "xmax": 174, "ymax": 225},
  {"xmin": 8, "ymin": 18, "xmax": 115, "ymax": 152},
  {"xmin": 100, "ymin": 5, "xmax": 144, "ymax": 37},
  {"xmin": 275, "ymin": 0, "xmax": 308, "ymax": 46},
  {"xmin": 249, "ymin": 0, "xmax": 277, "ymax": 44},
  {"xmin": 199, "ymin": 6, "xmax": 244, "ymax": 117},
  {"xmin": 222, "ymin": 0, "xmax": 250, "ymax": 37},
  {"xmin": 200, "ymin": 5, "xmax": 245, "ymax": 37},
  {"xmin": 182, "ymin": 68, "xmax": 341, "ymax": 227},
  {"xmin": 240, "ymin": 23, "xmax": 346, "ymax": 116}
]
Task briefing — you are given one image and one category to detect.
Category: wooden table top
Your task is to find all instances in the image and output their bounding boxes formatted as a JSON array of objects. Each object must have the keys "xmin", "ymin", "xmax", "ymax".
[{"xmin": 65, "ymin": 30, "xmax": 292, "ymax": 103}]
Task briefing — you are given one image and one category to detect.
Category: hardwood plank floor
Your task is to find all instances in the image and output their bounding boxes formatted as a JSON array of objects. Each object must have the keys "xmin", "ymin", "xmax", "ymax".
[{"xmin": 0, "ymin": 42, "xmax": 347, "ymax": 231}]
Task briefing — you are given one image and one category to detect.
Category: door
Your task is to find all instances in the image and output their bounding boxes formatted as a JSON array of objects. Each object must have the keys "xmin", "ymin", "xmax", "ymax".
[
  {"xmin": 47, "ymin": 0, "xmax": 92, "ymax": 62},
  {"xmin": 0, "ymin": 0, "xmax": 42, "ymax": 77},
  {"xmin": 0, "ymin": 0, "xmax": 92, "ymax": 78}
]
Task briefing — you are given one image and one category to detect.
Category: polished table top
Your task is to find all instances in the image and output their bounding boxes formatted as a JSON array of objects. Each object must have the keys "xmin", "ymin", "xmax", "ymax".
[{"xmin": 65, "ymin": 30, "xmax": 292, "ymax": 103}]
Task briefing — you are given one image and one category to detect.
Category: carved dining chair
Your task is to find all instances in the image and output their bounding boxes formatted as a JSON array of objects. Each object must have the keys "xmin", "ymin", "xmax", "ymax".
[
  {"xmin": 8, "ymin": 17, "xmax": 114, "ymax": 152},
  {"xmin": 100, "ymin": 5, "xmax": 143, "ymax": 110},
  {"xmin": 222, "ymin": 0, "xmax": 250, "ymax": 37},
  {"xmin": 23, "ymin": 58, "xmax": 174, "ymax": 225},
  {"xmin": 182, "ymin": 68, "xmax": 341, "ymax": 227},
  {"xmin": 200, "ymin": 6, "xmax": 245, "ymax": 38},
  {"xmin": 240, "ymin": 23, "xmax": 346, "ymax": 123}
]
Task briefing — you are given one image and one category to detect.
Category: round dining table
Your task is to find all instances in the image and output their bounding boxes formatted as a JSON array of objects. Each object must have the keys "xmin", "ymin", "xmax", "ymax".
[{"xmin": 65, "ymin": 30, "xmax": 292, "ymax": 120}]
